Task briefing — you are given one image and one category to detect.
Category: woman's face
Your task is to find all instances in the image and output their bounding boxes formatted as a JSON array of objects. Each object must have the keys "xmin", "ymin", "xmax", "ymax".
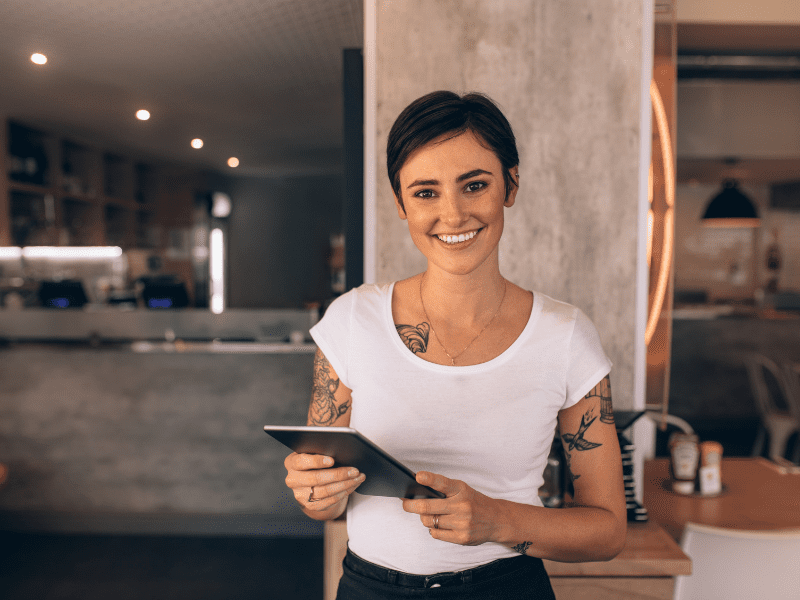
[{"xmin": 395, "ymin": 130, "xmax": 518, "ymax": 277}]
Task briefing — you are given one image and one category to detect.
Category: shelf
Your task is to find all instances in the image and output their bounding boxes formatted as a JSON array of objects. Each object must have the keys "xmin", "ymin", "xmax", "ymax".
[{"xmin": 8, "ymin": 181, "xmax": 57, "ymax": 197}]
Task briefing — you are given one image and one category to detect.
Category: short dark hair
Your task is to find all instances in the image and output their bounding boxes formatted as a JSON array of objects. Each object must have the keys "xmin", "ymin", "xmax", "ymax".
[{"xmin": 387, "ymin": 91, "xmax": 519, "ymax": 210}]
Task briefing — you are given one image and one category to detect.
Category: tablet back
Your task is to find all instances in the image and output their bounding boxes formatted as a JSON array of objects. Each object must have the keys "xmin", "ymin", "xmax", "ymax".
[{"xmin": 264, "ymin": 426, "xmax": 444, "ymax": 499}]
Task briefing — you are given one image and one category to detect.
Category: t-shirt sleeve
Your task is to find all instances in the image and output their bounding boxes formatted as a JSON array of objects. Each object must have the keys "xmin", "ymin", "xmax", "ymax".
[
  {"xmin": 309, "ymin": 291, "xmax": 355, "ymax": 389},
  {"xmin": 563, "ymin": 309, "xmax": 613, "ymax": 410}
]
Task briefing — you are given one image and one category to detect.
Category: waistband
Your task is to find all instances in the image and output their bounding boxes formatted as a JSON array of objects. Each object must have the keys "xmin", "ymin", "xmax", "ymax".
[{"xmin": 344, "ymin": 549, "xmax": 535, "ymax": 589}]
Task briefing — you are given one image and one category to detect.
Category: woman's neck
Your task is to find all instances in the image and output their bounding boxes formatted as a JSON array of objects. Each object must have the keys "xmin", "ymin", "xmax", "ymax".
[{"xmin": 420, "ymin": 260, "xmax": 506, "ymax": 329}]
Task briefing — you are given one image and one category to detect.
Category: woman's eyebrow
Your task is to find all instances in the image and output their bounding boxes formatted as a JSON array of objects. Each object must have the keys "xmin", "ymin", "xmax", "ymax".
[
  {"xmin": 456, "ymin": 168, "xmax": 493, "ymax": 182},
  {"xmin": 406, "ymin": 169, "xmax": 494, "ymax": 189},
  {"xmin": 407, "ymin": 178, "xmax": 439, "ymax": 189}
]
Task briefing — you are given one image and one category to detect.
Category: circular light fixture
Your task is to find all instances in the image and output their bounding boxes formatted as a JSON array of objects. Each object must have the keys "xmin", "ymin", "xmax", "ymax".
[
  {"xmin": 31, "ymin": 53, "xmax": 47, "ymax": 65},
  {"xmin": 136, "ymin": 109, "xmax": 151, "ymax": 121},
  {"xmin": 191, "ymin": 138, "xmax": 204, "ymax": 149},
  {"xmin": 227, "ymin": 157, "xmax": 239, "ymax": 168}
]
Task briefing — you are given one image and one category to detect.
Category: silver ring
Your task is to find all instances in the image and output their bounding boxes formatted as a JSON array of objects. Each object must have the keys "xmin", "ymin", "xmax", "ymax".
[
  {"xmin": 433, "ymin": 515, "xmax": 439, "ymax": 530},
  {"xmin": 308, "ymin": 487, "xmax": 320, "ymax": 503}
]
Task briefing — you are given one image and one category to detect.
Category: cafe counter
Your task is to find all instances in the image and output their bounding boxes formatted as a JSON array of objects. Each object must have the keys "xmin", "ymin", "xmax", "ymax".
[{"xmin": 0, "ymin": 308, "xmax": 322, "ymax": 536}]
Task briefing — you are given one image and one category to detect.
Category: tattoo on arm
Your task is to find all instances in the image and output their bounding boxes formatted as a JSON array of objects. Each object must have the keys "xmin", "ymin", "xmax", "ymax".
[
  {"xmin": 308, "ymin": 352, "xmax": 349, "ymax": 425},
  {"xmin": 561, "ymin": 408, "xmax": 603, "ymax": 482},
  {"xmin": 584, "ymin": 375, "xmax": 614, "ymax": 424},
  {"xmin": 395, "ymin": 322, "xmax": 430, "ymax": 354},
  {"xmin": 512, "ymin": 541, "xmax": 532, "ymax": 555}
]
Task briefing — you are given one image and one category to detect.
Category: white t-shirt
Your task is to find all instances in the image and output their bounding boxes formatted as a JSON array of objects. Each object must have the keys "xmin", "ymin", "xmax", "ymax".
[{"xmin": 309, "ymin": 282, "xmax": 612, "ymax": 574}]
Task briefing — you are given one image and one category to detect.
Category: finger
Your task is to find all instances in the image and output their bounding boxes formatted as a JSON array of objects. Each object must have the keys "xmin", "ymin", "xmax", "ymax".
[
  {"xmin": 402, "ymin": 496, "xmax": 449, "ymax": 515},
  {"xmin": 285, "ymin": 452, "xmax": 334, "ymax": 471},
  {"xmin": 295, "ymin": 487, "xmax": 349, "ymax": 512},
  {"xmin": 286, "ymin": 466, "xmax": 361, "ymax": 490},
  {"xmin": 310, "ymin": 473, "xmax": 366, "ymax": 500},
  {"xmin": 428, "ymin": 527, "xmax": 465, "ymax": 545},
  {"xmin": 416, "ymin": 471, "xmax": 465, "ymax": 498},
  {"xmin": 421, "ymin": 514, "xmax": 449, "ymax": 530}
]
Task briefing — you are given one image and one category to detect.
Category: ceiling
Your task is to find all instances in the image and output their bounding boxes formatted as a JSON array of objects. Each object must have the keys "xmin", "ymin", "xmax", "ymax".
[
  {"xmin": 0, "ymin": 0, "xmax": 363, "ymax": 177},
  {"xmin": 676, "ymin": 22, "xmax": 800, "ymax": 186}
]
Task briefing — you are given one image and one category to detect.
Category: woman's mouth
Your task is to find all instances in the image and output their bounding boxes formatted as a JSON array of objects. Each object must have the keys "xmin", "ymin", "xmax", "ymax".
[{"xmin": 435, "ymin": 228, "xmax": 481, "ymax": 245}]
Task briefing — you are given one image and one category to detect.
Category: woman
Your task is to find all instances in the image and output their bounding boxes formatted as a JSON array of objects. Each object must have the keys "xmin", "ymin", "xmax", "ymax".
[{"xmin": 284, "ymin": 91, "xmax": 626, "ymax": 599}]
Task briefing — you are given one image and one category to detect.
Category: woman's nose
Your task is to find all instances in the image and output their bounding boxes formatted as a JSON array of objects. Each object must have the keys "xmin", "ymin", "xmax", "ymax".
[{"xmin": 440, "ymin": 192, "xmax": 468, "ymax": 226}]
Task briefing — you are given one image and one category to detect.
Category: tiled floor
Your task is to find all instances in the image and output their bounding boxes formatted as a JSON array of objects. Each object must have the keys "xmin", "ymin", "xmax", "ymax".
[{"xmin": 0, "ymin": 532, "xmax": 322, "ymax": 600}]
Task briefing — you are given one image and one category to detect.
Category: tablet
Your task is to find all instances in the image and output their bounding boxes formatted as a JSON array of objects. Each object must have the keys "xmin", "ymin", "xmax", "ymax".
[{"xmin": 263, "ymin": 425, "xmax": 445, "ymax": 499}]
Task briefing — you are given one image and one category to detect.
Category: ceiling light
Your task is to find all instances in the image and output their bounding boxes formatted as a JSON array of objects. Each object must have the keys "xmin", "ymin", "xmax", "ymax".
[
  {"xmin": 701, "ymin": 179, "xmax": 760, "ymax": 228},
  {"xmin": 191, "ymin": 138, "xmax": 203, "ymax": 149},
  {"xmin": 136, "ymin": 109, "xmax": 150, "ymax": 121},
  {"xmin": 227, "ymin": 157, "xmax": 239, "ymax": 168},
  {"xmin": 31, "ymin": 53, "xmax": 47, "ymax": 65}
]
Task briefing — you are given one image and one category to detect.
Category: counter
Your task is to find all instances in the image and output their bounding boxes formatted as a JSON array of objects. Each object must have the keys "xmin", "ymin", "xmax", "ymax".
[{"xmin": 0, "ymin": 338, "xmax": 321, "ymax": 536}]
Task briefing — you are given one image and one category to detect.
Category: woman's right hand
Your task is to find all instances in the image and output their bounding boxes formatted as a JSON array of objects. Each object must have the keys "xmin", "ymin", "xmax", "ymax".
[{"xmin": 284, "ymin": 452, "xmax": 366, "ymax": 513}]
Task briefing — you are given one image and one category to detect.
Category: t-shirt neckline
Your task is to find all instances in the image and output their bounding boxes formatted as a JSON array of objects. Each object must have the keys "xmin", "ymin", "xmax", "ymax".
[{"xmin": 384, "ymin": 280, "xmax": 542, "ymax": 373}]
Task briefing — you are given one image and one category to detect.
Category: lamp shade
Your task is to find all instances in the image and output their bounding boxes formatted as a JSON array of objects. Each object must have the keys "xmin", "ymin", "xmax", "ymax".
[{"xmin": 701, "ymin": 179, "xmax": 760, "ymax": 228}]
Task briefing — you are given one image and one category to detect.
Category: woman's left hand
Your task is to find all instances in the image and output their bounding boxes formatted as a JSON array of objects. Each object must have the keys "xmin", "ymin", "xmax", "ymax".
[{"xmin": 401, "ymin": 472, "xmax": 501, "ymax": 546}]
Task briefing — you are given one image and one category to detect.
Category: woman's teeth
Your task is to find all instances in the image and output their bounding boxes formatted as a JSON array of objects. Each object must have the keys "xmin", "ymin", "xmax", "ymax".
[{"xmin": 437, "ymin": 230, "xmax": 478, "ymax": 244}]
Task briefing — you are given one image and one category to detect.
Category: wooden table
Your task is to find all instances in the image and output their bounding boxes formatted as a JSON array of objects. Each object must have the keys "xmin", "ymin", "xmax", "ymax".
[
  {"xmin": 644, "ymin": 457, "xmax": 800, "ymax": 542},
  {"xmin": 325, "ymin": 520, "xmax": 690, "ymax": 600},
  {"xmin": 543, "ymin": 521, "xmax": 691, "ymax": 600}
]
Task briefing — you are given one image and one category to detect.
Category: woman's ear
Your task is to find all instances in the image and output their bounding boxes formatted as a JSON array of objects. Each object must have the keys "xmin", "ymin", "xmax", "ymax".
[
  {"xmin": 504, "ymin": 169, "xmax": 520, "ymax": 207},
  {"xmin": 394, "ymin": 194, "xmax": 408, "ymax": 219}
]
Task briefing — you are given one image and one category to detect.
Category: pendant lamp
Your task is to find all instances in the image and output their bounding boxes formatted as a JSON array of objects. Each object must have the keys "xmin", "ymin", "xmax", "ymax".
[{"xmin": 701, "ymin": 179, "xmax": 760, "ymax": 228}]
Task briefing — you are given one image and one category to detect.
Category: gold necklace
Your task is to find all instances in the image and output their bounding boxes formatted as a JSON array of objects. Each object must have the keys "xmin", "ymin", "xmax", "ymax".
[{"xmin": 419, "ymin": 274, "xmax": 507, "ymax": 366}]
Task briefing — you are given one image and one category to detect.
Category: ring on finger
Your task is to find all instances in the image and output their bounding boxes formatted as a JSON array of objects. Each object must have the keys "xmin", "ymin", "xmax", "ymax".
[
  {"xmin": 308, "ymin": 487, "xmax": 320, "ymax": 503},
  {"xmin": 433, "ymin": 515, "xmax": 439, "ymax": 530}
]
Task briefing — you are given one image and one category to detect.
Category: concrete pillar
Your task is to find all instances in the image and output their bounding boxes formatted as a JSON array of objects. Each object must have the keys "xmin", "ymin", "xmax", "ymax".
[{"xmin": 370, "ymin": 0, "xmax": 647, "ymax": 410}]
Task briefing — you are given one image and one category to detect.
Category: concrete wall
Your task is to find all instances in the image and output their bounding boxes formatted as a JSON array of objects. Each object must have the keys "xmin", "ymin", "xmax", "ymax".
[{"xmin": 373, "ymin": 0, "xmax": 645, "ymax": 409}]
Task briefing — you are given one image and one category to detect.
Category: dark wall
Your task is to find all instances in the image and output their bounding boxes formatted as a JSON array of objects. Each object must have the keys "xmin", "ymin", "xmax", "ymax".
[{"xmin": 226, "ymin": 175, "xmax": 343, "ymax": 308}]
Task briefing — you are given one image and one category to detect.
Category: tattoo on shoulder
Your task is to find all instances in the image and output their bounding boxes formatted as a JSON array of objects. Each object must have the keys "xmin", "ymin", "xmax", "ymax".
[
  {"xmin": 512, "ymin": 541, "xmax": 532, "ymax": 555},
  {"xmin": 395, "ymin": 322, "xmax": 430, "ymax": 354},
  {"xmin": 584, "ymin": 375, "xmax": 614, "ymax": 424},
  {"xmin": 561, "ymin": 407, "xmax": 603, "ymax": 483},
  {"xmin": 309, "ymin": 352, "xmax": 349, "ymax": 425}
]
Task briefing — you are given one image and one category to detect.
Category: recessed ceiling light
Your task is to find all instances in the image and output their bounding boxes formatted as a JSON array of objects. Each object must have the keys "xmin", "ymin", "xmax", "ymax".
[
  {"xmin": 31, "ymin": 53, "xmax": 47, "ymax": 65},
  {"xmin": 227, "ymin": 157, "xmax": 239, "ymax": 168},
  {"xmin": 136, "ymin": 109, "xmax": 150, "ymax": 121},
  {"xmin": 191, "ymin": 138, "xmax": 204, "ymax": 149}
]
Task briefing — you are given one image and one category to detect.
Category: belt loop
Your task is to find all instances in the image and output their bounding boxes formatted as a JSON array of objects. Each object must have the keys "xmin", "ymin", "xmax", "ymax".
[
  {"xmin": 461, "ymin": 570, "xmax": 472, "ymax": 585},
  {"xmin": 386, "ymin": 570, "xmax": 397, "ymax": 584}
]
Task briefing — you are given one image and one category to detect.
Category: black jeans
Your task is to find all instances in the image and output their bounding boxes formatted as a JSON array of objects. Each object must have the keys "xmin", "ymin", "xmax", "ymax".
[{"xmin": 336, "ymin": 549, "xmax": 556, "ymax": 599}]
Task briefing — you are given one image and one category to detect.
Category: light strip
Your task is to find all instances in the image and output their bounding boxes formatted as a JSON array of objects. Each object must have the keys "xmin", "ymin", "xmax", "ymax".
[
  {"xmin": 645, "ymin": 80, "xmax": 675, "ymax": 346},
  {"xmin": 0, "ymin": 247, "xmax": 23, "ymax": 259},
  {"xmin": 21, "ymin": 246, "xmax": 123, "ymax": 259},
  {"xmin": 210, "ymin": 228, "xmax": 224, "ymax": 314}
]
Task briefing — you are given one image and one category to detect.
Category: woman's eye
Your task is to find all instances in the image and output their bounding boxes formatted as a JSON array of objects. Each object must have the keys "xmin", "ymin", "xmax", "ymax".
[
  {"xmin": 465, "ymin": 181, "xmax": 486, "ymax": 193},
  {"xmin": 414, "ymin": 189, "xmax": 436, "ymax": 199}
]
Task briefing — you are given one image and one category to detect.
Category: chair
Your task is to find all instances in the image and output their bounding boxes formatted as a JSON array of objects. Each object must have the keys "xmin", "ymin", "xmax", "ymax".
[
  {"xmin": 783, "ymin": 362, "xmax": 800, "ymax": 463},
  {"xmin": 674, "ymin": 523, "xmax": 800, "ymax": 600},
  {"xmin": 743, "ymin": 353, "xmax": 799, "ymax": 460}
]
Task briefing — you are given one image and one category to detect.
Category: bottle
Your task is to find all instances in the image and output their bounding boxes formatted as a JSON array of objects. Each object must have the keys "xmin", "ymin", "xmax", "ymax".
[
  {"xmin": 698, "ymin": 441, "xmax": 723, "ymax": 495},
  {"xmin": 669, "ymin": 432, "xmax": 700, "ymax": 494}
]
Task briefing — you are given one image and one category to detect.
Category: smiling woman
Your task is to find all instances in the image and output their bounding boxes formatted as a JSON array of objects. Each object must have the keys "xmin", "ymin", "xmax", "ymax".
[{"xmin": 283, "ymin": 91, "xmax": 626, "ymax": 600}]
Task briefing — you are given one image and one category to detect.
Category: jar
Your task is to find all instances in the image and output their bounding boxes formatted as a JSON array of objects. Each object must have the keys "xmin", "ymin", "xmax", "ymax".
[{"xmin": 669, "ymin": 432, "xmax": 700, "ymax": 494}]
